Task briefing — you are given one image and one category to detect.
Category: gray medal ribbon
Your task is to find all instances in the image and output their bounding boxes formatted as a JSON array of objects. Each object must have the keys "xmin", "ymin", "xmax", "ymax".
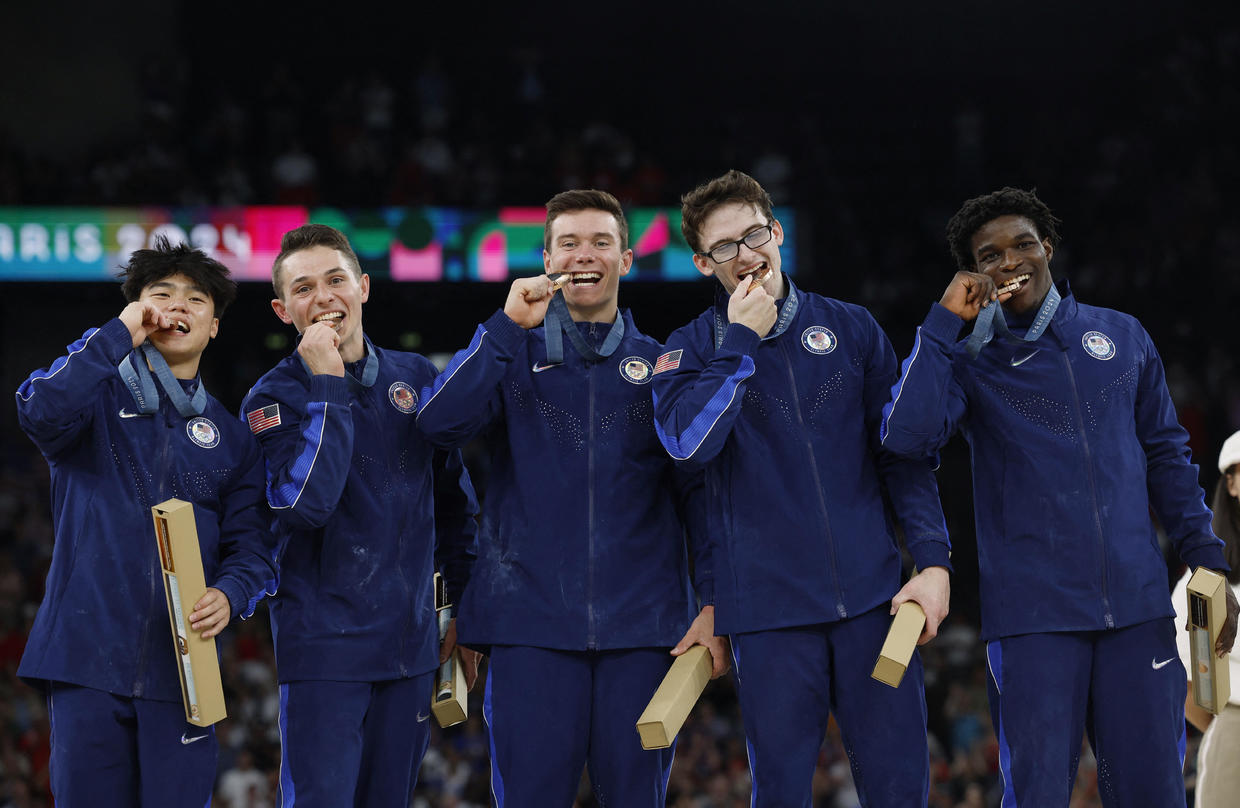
[
  {"xmin": 965, "ymin": 284, "xmax": 1061, "ymax": 359},
  {"xmin": 543, "ymin": 294, "xmax": 625, "ymax": 365},
  {"xmin": 118, "ymin": 343, "xmax": 207, "ymax": 416}
]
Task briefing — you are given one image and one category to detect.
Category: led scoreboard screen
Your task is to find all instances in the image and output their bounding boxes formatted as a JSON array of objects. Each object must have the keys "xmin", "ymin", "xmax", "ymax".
[{"xmin": 0, "ymin": 206, "xmax": 796, "ymax": 282}]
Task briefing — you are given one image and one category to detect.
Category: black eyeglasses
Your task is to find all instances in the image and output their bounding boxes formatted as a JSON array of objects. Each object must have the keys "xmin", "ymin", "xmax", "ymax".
[{"xmin": 699, "ymin": 224, "xmax": 774, "ymax": 264}]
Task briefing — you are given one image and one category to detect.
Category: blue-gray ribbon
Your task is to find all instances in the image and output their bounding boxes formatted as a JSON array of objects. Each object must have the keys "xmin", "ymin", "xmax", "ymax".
[
  {"xmin": 118, "ymin": 343, "xmax": 207, "ymax": 417},
  {"xmin": 965, "ymin": 284, "xmax": 1061, "ymax": 359},
  {"xmin": 543, "ymin": 294, "xmax": 625, "ymax": 365}
]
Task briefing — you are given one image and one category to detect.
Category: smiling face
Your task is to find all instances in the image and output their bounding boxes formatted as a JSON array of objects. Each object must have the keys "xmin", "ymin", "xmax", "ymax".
[
  {"xmin": 691, "ymin": 202, "xmax": 786, "ymax": 297},
  {"xmin": 139, "ymin": 272, "xmax": 219, "ymax": 376},
  {"xmin": 970, "ymin": 214, "xmax": 1054, "ymax": 315},
  {"xmin": 271, "ymin": 245, "xmax": 370, "ymax": 361},
  {"xmin": 543, "ymin": 208, "xmax": 632, "ymax": 322}
]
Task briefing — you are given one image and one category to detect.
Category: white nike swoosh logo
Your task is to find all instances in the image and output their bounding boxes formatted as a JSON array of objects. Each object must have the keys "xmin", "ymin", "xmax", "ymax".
[
  {"xmin": 1010, "ymin": 349, "xmax": 1040, "ymax": 367},
  {"xmin": 181, "ymin": 732, "xmax": 208, "ymax": 745},
  {"xmin": 416, "ymin": 712, "xmax": 430, "ymax": 723},
  {"xmin": 118, "ymin": 409, "xmax": 146, "ymax": 418},
  {"xmin": 531, "ymin": 362, "xmax": 558, "ymax": 373},
  {"xmin": 1152, "ymin": 657, "xmax": 1176, "ymax": 670}
]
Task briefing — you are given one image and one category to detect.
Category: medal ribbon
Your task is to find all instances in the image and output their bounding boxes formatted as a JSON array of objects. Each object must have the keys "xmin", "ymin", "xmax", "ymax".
[
  {"xmin": 543, "ymin": 294, "xmax": 625, "ymax": 365},
  {"xmin": 965, "ymin": 284, "xmax": 1061, "ymax": 359},
  {"xmin": 118, "ymin": 343, "xmax": 207, "ymax": 416}
]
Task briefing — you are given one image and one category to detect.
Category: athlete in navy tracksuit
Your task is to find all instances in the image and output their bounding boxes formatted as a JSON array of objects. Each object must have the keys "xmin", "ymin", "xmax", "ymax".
[
  {"xmin": 416, "ymin": 191, "xmax": 724, "ymax": 807},
  {"xmin": 652, "ymin": 171, "xmax": 951, "ymax": 807},
  {"xmin": 16, "ymin": 239, "xmax": 278, "ymax": 807},
  {"xmin": 241, "ymin": 224, "xmax": 478, "ymax": 807},
  {"xmin": 879, "ymin": 187, "xmax": 1239, "ymax": 806}
]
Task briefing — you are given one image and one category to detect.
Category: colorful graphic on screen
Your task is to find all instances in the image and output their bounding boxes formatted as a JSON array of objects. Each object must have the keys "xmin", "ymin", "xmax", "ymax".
[{"xmin": 0, "ymin": 206, "xmax": 796, "ymax": 282}]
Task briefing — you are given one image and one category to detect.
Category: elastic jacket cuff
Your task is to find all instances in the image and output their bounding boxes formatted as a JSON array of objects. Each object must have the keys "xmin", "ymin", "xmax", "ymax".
[
  {"xmin": 102, "ymin": 318, "xmax": 139, "ymax": 362},
  {"xmin": 719, "ymin": 322, "xmax": 762, "ymax": 356},
  {"xmin": 923, "ymin": 303, "xmax": 966, "ymax": 343},
  {"xmin": 308, "ymin": 374, "xmax": 350, "ymax": 405},
  {"xmin": 1182, "ymin": 543, "xmax": 1229, "ymax": 574},
  {"xmin": 910, "ymin": 542, "xmax": 954, "ymax": 575},
  {"xmin": 483, "ymin": 309, "xmax": 528, "ymax": 355}
]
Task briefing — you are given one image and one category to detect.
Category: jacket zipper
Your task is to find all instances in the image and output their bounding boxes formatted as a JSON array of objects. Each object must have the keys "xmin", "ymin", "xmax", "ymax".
[
  {"xmin": 780, "ymin": 339, "xmax": 847, "ymax": 618},
  {"xmin": 586, "ymin": 329, "xmax": 598, "ymax": 649},
  {"xmin": 1061, "ymin": 350, "xmax": 1114, "ymax": 628}
]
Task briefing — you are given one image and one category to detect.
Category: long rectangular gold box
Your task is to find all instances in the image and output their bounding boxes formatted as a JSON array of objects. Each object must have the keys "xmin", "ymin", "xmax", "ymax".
[
  {"xmin": 872, "ymin": 601, "xmax": 925, "ymax": 688},
  {"xmin": 636, "ymin": 646, "xmax": 712, "ymax": 750},
  {"xmin": 152, "ymin": 498, "xmax": 227, "ymax": 726},
  {"xmin": 1187, "ymin": 567, "xmax": 1231, "ymax": 714}
]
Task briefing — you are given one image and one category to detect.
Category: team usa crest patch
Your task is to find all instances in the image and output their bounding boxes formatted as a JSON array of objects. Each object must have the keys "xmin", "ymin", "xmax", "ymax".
[
  {"xmin": 801, "ymin": 326, "xmax": 837, "ymax": 355},
  {"xmin": 186, "ymin": 417, "xmax": 220, "ymax": 449},
  {"xmin": 389, "ymin": 381, "xmax": 418, "ymax": 413},
  {"xmin": 1081, "ymin": 331, "xmax": 1116, "ymax": 360},
  {"xmin": 246, "ymin": 404, "xmax": 281, "ymax": 435},
  {"xmin": 620, "ymin": 356, "xmax": 654, "ymax": 384}
]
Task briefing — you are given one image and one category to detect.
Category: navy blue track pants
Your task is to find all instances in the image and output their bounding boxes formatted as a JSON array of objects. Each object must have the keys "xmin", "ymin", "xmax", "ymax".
[{"xmin": 730, "ymin": 607, "xmax": 930, "ymax": 807}]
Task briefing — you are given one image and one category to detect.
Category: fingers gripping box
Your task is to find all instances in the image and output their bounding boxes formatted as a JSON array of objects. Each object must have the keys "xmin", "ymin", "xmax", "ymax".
[{"xmin": 152, "ymin": 498, "xmax": 227, "ymax": 726}]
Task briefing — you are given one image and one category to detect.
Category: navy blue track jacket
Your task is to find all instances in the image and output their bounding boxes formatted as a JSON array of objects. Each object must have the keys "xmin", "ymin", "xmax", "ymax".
[
  {"xmin": 651, "ymin": 278, "xmax": 950, "ymax": 636},
  {"xmin": 241, "ymin": 338, "xmax": 477, "ymax": 682},
  {"xmin": 880, "ymin": 280, "xmax": 1225, "ymax": 640},
  {"xmin": 416, "ymin": 308, "xmax": 711, "ymax": 651},
  {"xmin": 16, "ymin": 318, "xmax": 278, "ymax": 701}
]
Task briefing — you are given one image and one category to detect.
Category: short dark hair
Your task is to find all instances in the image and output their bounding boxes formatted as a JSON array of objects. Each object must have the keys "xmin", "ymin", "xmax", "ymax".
[
  {"xmin": 680, "ymin": 170, "xmax": 775, "ymax": 254},
  {"xmin": 1213, "ymin": 472, "xmax": 1240, "ymax": 585},
  {"xmin": 544, "ymin": 189, "xmax": 629, "ymax": 252},
  {"xmin": 271, "ymin": 224, "xmax": 362, "ymax": 298},
  {"xmin": 119, "ymin": 236, "xmax": 236, "ymax": 315},
  {"xmin": 946, "ymin": 187, "xmax": 1063, "ymax": 273}
]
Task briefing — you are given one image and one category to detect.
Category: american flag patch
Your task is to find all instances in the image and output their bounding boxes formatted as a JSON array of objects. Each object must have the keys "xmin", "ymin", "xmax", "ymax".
[
  {"xmin": 246, "ymin": 404, "xmax": 282, "ymax": 435},
  {"xmin": 653, "ymin": 350, "xmax": 682, "ymax": 374}
]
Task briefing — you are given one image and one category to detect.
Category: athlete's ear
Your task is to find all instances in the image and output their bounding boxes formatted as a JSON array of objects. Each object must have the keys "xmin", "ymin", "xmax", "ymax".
[{"xmin": 271, "ymin": 298, "xmax": 294, "ymax": 326}]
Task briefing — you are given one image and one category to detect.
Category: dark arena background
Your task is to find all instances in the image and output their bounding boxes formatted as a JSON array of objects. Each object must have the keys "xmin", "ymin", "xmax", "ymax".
[{"xmin": 1, "ymin": 2, "xmax": 1238, "ymax": 805}]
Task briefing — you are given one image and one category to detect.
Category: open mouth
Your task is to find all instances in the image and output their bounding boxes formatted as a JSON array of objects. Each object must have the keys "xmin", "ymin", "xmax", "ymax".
[
  {"xmin": 313, "ymin": 311, "xmax": 345, "ymax": 329},
  {"xmin": 567, "ymin": 271, "xmax": 602, "ymax": 287},
  {"xmin": 996, "ymin": 273, "xmax": 1031, "ymax": 295},
  {"xmin": 738, "ymin": 263, "xmax": 771, "ymax": 288},
  {"xmin": 165, "ymin": 319, "xmax": 190, "ymax": 334}
]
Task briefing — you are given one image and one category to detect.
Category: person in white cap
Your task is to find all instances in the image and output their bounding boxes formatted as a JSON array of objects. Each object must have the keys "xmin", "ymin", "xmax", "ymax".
[{"xmin": 1173, "ymin": 429, "xmax": 1240, "ymax": 807}]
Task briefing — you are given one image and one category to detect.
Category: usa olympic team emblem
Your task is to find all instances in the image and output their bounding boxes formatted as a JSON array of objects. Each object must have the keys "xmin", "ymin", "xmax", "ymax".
[
  {"xmin": 186, "ymin": 417, "xmax": 220, "ymax": 449},
  {"xmin": 1081, "ymin": 331, "xmax": 1116, "ymax": 361},
  {"xmin": 389, "ymin": 382, "xmax": 418, "ymax": 413},
  {"xmin": 620, "ymin": 356, "xmax": 654, "ymax": 384},
  {"xmin": 801, "ymin": 326, "xmax": 837, "ymax": 355}
]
